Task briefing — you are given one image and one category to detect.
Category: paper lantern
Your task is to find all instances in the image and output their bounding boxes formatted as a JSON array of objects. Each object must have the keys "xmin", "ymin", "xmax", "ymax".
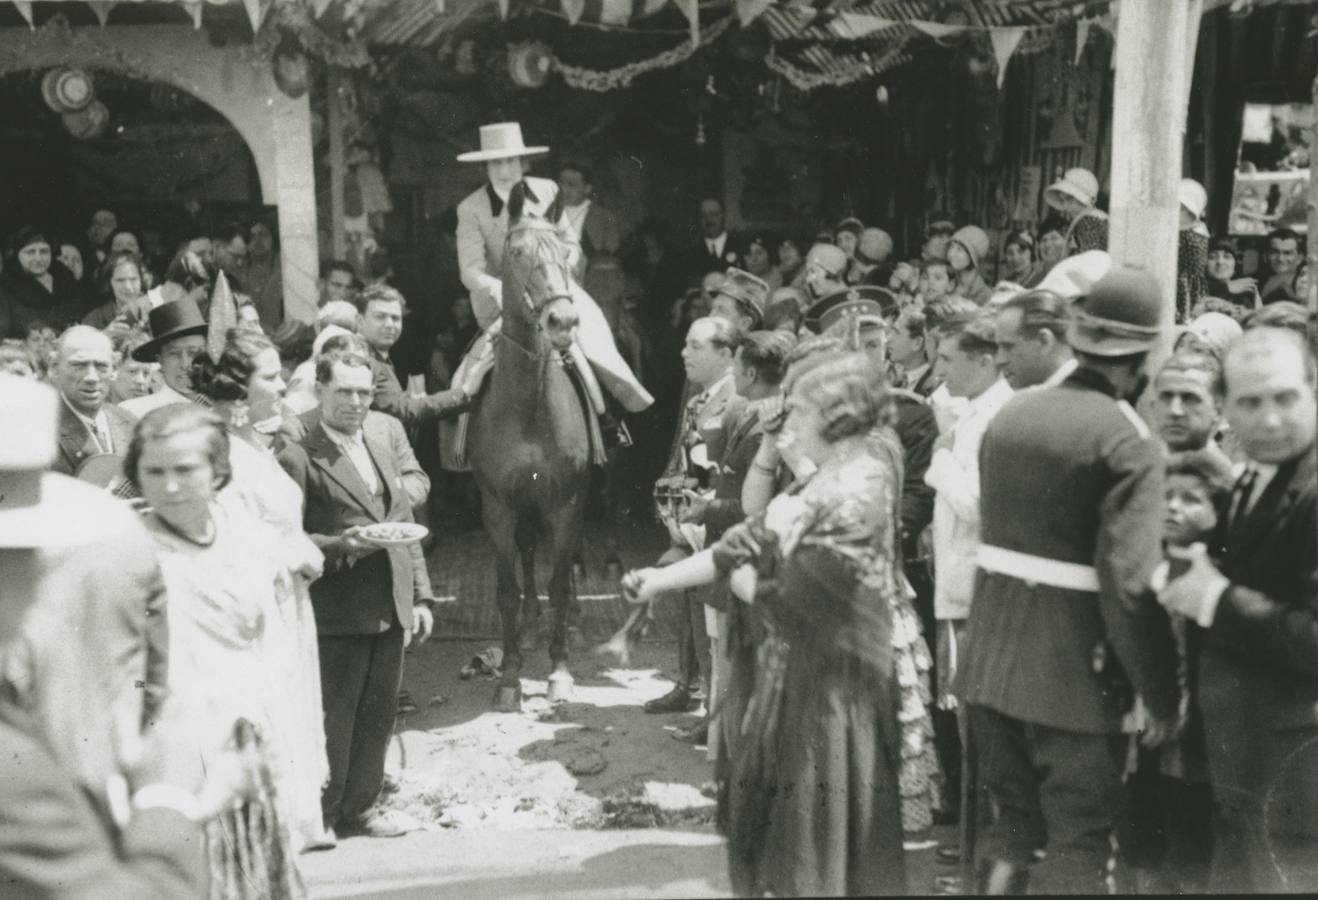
[
  {"xmin": 508, "ymin": 42, "xmax": 552, "ymax": 89},
  {"xmin": 273, "ymin": 41, "xmax": 310, "ymax": 98},
  {"xmin": 63, "ymin": 100, "xmax": 110, "ymax": 139},
  {"xmin": 42, "ymin": 68, "xmax": 94, "ymax": 113}
]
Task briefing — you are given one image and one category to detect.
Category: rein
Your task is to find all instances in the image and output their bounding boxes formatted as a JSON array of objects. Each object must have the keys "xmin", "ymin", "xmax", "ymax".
[{"xmin": 499, "ymin": 221, "xmax": 576, "ymax": 361}]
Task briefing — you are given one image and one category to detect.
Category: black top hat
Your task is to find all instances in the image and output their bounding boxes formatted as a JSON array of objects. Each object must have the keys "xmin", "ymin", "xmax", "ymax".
[
  {"xmin": 131, "ymin": 298, "xmax": 208, "ymax": 362},
  {"xmin": 804, "ymin": 286, "xmax": 898, "ymax": 334}
]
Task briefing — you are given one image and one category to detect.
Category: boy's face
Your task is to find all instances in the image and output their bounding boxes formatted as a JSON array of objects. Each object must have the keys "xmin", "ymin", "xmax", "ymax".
[
  {"xmin": 924, "ymin": 265, "xmax": 952, "ymax": 300},
  {"xmin": 1164, "ymin": 473, "xmax": 1218, "ymax": 547}
]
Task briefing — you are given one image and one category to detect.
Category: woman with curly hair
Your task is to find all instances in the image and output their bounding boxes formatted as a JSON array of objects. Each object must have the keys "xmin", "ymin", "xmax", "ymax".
[
  {"xmin": 190, "ymin": 328, "xmax": 332, "ymax": 853},
  {"xmin": 626, "ymin": 351, "xmax": 906, "ymax": 896}
]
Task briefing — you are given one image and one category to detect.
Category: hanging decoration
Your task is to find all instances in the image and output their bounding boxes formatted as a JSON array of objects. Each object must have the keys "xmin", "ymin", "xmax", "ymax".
[
  {"xmin": 41, "ymin": 67, "xmax": 94, "ymax": 113},
  {"xmin": 989, "ymin": 26, "xmax": 1027, "ymax": 89},
  {"xmin": 272, "ymin": 35, "xmax": 311, "ymax": 97},
  {"xmin": 553, "ymin": 15, "xmax": 732, "ymax": 91},
  {"xmin": 508, "ymin": 40, "xmax": 553, "ymax": 88},
  {"xmin": 63, "ymin": 99, "xmax": 110, "ymax": 139}
]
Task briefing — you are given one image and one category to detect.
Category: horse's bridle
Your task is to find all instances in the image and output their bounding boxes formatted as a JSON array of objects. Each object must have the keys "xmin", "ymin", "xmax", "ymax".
[{"xmin": 498, "ymin": 221, "xmax": 576, "ymax": 360}]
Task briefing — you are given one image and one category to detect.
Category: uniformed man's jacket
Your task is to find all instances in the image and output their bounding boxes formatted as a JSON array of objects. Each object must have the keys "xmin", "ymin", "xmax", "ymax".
[{"xmin": 957, "ymin": 368, "xmax": 1179, "ymax": 733}]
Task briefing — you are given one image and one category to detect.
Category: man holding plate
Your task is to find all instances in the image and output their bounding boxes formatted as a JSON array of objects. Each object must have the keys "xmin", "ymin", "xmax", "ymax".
[{"xmin": 279, "ymin": 347, "xmax": 435, "ymax": 840}]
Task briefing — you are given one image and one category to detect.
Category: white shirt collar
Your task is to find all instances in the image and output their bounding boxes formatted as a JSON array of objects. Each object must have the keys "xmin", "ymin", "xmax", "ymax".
[
  {"xmin": 905, "ymin": 362, "xmax": 930, "ymax": 386},
  {"xmin": 966, "ymin": 377, "xmax": 1014, "ymax": 416},
  {"xmin": 60, "ymin": 393, "xmax": 108, "ymax": 436},
  {"xmin": 707, "ymin": 232, "xmax": 727, "ymax": 254},
  {"xmin": 322, "ymin": 420, "xmax": 365, "ymax": 447},
  {"xmin": 698, "ymin": 370, "xmax": 734, "ymax": 401}
]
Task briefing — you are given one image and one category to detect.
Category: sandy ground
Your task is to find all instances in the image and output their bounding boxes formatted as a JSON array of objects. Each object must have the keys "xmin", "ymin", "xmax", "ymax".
[{"xmin": 381, "ymin": 635, "xmax": 718, "ymax": 833}]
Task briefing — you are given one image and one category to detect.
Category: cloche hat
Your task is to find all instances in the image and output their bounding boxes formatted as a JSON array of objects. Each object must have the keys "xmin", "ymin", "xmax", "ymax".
[{"xmin": 1045, "ymin": 167, "xmax": 1100, "ymax": 210}]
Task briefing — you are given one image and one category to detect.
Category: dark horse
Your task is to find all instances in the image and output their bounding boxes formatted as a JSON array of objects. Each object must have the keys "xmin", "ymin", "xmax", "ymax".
[{"xmin": 468, "ymin": 184, "xmax": 593, "ymax": 711}]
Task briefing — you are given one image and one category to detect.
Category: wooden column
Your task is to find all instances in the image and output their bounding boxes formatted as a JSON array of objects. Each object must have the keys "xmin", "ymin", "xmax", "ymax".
[
  {"xmin": 1309, "ymin": 71, "xmax": 1318, "ymax": 326},
  {"xmin": 1108, "ymin": 0, "xmax": 1200, "ymax": 367},
  {"xmin": 327, "ymin": 67, "xmax": 348, "ymax": 263}
]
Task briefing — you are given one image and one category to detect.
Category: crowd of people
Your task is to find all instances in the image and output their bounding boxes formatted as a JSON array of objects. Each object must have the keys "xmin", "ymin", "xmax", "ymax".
[{"xmin": 0, "ymin": 119, "xmax": 1315, "ymax": 898}]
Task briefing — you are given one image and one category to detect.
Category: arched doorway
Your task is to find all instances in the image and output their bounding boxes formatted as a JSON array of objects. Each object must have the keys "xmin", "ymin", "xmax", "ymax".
[{"xmin": 0, "ymin": 21, "xmax": 318, "ymax": 321}]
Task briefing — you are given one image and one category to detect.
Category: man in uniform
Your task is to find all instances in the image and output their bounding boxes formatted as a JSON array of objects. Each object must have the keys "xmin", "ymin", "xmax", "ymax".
[{"xmin": 958, "ymin": 267, "xmax": 1181, "ymax": 894}]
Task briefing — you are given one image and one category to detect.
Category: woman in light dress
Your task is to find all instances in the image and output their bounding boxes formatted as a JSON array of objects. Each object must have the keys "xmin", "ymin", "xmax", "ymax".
[
  {"xmin": 127, "ymin": 403, "xmax": 306, "ymax": 898},
  {"xmin": 190, "ymin": 327, "xmax": 332, "ymax": 853}
]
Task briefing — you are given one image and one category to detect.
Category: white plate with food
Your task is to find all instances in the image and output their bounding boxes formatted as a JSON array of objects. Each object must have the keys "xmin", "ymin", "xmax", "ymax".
[{"xmin": 358, "ymin": 522, "xmax": 429, "ymax": 546}]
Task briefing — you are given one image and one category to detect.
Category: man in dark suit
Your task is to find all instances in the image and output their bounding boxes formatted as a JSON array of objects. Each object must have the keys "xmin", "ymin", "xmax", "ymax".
[
  {"xmin": 646, "ymin": 317, "xmax": 740, "ymax": 717},
  {"xmin": 1159, "ymin": 326, "xmax": 1318, "ymax": 893},
  {"xmin": 959, "ymin": 268, "xmax": 1181, "ymax": 894},
  {"xmin": 680, "ymin": 329, "xmax": 794, "ymax": 745},
  {"xmin": 48, "ymin": 325, "xmax": 137, "ymax": 476},
  {"xmin": 690, "ymin": 197, "xmax": 744, "ymax": 279},
  {"xmin": 279, "ymin": 348, "xmax": 436, "ymax": 840}
]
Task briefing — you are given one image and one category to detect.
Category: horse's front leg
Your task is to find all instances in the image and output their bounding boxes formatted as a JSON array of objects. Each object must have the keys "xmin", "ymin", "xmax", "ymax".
[
  {"xmin": 494, "ymin": 558, "xmax": 524, "ymax": 712},
  {"xmin": 544, "ymin": 499, "xmax": 587, "ymax": 703}
]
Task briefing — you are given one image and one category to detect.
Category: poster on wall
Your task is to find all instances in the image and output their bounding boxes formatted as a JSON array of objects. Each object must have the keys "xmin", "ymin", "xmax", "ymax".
[
  {"xmin": 1013, "ymin": 165, "xmax": 1041, "ymax": 222},
  {"xmin": 1228, "ymin": 169, "xmax": 1309, "ymax": 236}
]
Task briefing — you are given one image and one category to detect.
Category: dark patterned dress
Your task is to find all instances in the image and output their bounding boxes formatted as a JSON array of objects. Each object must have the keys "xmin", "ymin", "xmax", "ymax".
[
  {"xmin": 713, "ymin": 448, "xmax": 906, "ymax": 896},
  {"xmin": 1067, "ymin": 208, "xmax": 1109, "ymax": 255},
  {"xmin": 1177, "ymin": 228, "xmax": 1209, "ymax": 323}
]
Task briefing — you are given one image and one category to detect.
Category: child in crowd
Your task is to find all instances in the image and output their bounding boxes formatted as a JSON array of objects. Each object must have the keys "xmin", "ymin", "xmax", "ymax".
[
  {"xmin": 920, "ymin": 259, "xmax": 954, "ymax": 305},
  {"xmin": 1123, "ymin": 452, "xmax": 1231, "ymax": 894}
]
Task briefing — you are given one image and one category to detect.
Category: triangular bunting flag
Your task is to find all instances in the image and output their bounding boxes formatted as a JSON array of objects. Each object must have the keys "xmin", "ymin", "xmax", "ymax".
[
  {"xmin": 242, "ymin": 0, "xmax": 265, "ymax": 33},
  {"xmin": 599, "ymin": 0, "xmax": 630, "ymax": 25},
  {"xmin": 497, "ymin": 0, "xmax": 510, "ymax": 19},
  {"xmin": 207, "ymin": 272, "xmax": 238, "ymax": 365},
  {"xmin": 13, "ymin": 1, "xmax": 33, "ymax": 29},
  {"xmin": 312, "ymin": 0, "xmax": 333, "ymax": 17},
  {"xmin": 910, "ymin": 20, "xmax": 966, "ymax": 39},
  {"xmin": 88, "ymin": 1, "xmax": 115, "ymax": 26},
  {"xmin": 562, "ymin": 0, "xmax": 586, "ymax": 25},
  {"xmin": 990, "ymin": 26, "xmax": 1027, "ymax": 88},
  {"xmin": 736, "ymin": 0, "xmax": 773, "ymax": 27},
  {"xmin": 673, "ymin": 0, "xmax": 699, "ymax": 43},
  {"xmin": 1075, "ymin": 19, "xmax": 1091, "ymax": 65},
  {"xmin": 835, "ymin": 13, "xmax": 894, "ymax": 40},
  {"xmin": 182, "ymin": 0, "xmax": 202, "ymax": 28},
  {"xmin": 434, "ymin": 0, "xmax": 445, "ymax": 13}
]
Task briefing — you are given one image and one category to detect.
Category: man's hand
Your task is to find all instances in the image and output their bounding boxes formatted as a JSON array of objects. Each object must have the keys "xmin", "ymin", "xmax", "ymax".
[
  {"xmin": 757, "ymin": 395, "xmax": 786, "ymax": 435},
  {"xmin": 1227, "ymin": 276, "xmax": 1258, "ymax": 295},
  {"xmin": 405, "ymin": 605, "xmax": 434, "ymax": 647},
  {"xmin": 1157, "ymin": 542, "xmax": 1228, "ymax": 625},
  {"xmin": 339, "ymin": 525, "xmax": 376, "ymax": 563}
]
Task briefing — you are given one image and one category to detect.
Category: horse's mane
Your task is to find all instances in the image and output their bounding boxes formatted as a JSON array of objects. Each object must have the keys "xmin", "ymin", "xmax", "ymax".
[{"xmin": 506, "ymin": 180, "xmax": 570, "ymax": 269}]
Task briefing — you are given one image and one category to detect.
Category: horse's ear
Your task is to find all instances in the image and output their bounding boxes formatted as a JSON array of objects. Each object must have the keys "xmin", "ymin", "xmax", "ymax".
[
  {"xmin": 545, "ymin": 189, "xmax": 563, "ymax": 225},
  {"xmin": 508, "ymin": 180, "xmax": 527, "ymax": 224}
]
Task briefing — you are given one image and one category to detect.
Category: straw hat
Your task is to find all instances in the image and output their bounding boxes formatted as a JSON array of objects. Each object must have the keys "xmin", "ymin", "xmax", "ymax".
[
  {"xmin": 1045, "ymin": 167, "xmax": 1100, "ymax": 210},
  {"xmin": 0, "ymin": 374, "xmax": 136, "ymax": 547},
  {"xmin": 456, "ymin": 122, "xmax": 549, "ymax": 163}
]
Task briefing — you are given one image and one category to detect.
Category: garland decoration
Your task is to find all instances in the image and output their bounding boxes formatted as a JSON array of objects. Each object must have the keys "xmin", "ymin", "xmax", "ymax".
[{"xmin": 553, "ymin": 15, "xmax": 732, "ymax": 91}]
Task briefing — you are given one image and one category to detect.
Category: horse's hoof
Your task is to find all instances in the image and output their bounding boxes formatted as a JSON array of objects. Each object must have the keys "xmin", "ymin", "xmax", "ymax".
[
  {"xmin": 567, "ymin": 626, "xmax": 586, "ymax": 652},
  {"xmin": 493, "ymin": 684, "xmax": 523, "ymax": 712},
  {"xmin": 546, "ymin": 669, "xmax": 574, "ymax": 704}
]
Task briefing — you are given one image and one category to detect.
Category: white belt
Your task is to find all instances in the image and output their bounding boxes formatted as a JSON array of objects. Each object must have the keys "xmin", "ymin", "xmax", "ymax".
[{"xmin": 977, "ymin": 544, "xmax": 1100, "ymax": 593}]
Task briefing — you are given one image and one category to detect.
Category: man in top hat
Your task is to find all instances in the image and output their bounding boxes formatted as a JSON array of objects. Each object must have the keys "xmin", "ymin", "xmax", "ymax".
[
  {"xmin": 0, "ymin": 372, "xmax": 249, "ymax": 896},
  {"xmin": 709, "ymin": 268, "xmax": 768, "ymax": 334},
  {"xmin": 802, "ymin": 243, "xmax": 849, "ymax": 303},
  {"xmin": 119, "ymin": 298, "xmax": 208, "ymax": 418},
  {"xmin": 957, "ymin": 267, "xmax": 1181, "ymax": 894},
  {"xmin": 48, "ymin": 325, "xmax": 138, "ymax": 476},
  {"xmin": 454, "ymin": 122, "xmax": 652, "ymax": 417},
  {"xmin": 1045, "ymin": 167, "xmax": 1109, "ymax": 256}
]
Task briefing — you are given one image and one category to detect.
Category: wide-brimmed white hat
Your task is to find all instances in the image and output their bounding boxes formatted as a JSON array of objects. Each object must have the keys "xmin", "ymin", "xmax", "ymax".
[
  {"xmin": 0, "ymin": 374, "xmax": 136, "ymax": 548},
  {"xmin": 1037, "ymin": 250, "xmax": 1112, "ymax": 300},
  {"xmin": 1045, "ymin": 167, "xmax": 1100, "ymax": 210},
  {"xmin": 456, "ymin": 122, "xmax": 549, "ymax": 163}
]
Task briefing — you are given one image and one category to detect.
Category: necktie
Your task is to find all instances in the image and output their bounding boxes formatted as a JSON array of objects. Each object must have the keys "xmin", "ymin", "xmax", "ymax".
[{"xmin": 1231, "ymin": 467, "xmax": 1258, "ymax": 529}]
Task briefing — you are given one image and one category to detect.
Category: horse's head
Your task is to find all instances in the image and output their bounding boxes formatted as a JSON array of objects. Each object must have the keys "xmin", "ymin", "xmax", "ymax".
[{"xmin": 504, "ymin": 181, "xmax": 578, "ymax": 351}]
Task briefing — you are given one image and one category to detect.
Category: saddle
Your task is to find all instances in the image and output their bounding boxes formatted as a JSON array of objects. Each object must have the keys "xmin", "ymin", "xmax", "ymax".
[{"xmin": 440, "ymin": 333, "xmax": 607, "ymax": 472}]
